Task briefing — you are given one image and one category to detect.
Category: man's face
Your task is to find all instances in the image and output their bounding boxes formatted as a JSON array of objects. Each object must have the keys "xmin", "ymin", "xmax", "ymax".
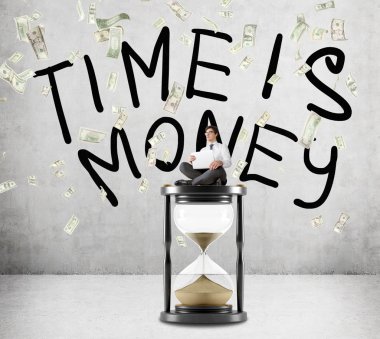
[{"xmin": 205, "ymin": 129, "xmax": 217, "ymax": 143}]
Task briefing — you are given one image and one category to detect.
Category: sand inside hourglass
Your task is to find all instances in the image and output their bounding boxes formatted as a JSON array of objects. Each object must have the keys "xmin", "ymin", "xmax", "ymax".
[{"xmin": 185, "ymin": 232, "xmax": 223, "ymax": 252}]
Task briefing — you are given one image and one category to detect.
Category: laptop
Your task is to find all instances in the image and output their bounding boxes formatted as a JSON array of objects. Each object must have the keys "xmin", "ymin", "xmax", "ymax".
[{"xmin": 190, "ymin": 150, "xmax": 214, "ymax": 169}]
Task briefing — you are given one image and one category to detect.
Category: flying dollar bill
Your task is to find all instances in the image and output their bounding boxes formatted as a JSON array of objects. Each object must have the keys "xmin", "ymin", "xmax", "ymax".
[
  {"xmin": 162, "ymin": 149, "xmax": 170, "ymax": 163},
  {"xmin": 8, "ymin": 52, "xmax": 24, "ymax": 64},
  {"xmin": 41, "ymin": 85, "xmax": 51, "ymax": 96},
  {"xmin": 312, "ymin": 27, "xmax": 328, "ymax": 40},
  {"xmin": 79, "ymin": 127, "xmax": 106, "ymax": 143},
  {"xmin": 290, "ymin": 14, "xmax": 309, "ymax": 42},
  {"xmin": 232, "ymin": 160, "xmax": 248, "ymax": 178},
  {"xmin": 30, "ymin": 9, "xmax": 43, "ymax": 21},
  {"xmin": 147, "ymin": 148, "xmax": 157, "ymax": 167},
  {"xmin": 179, "ymin": 33, "xmax": 192, "ymax": 46},
  {"xmin": 27, "ymin": 175, "xmax": 38, "ymax": 186},
  {"xmin": 138, "ymin": 178, "xmax": 149, "ymax": 193},
  {"xmin": 256, "ymin": 111, "xmax": 271, "ymax": 127},
  {"xmin": 148, "ymin": 131, "xmax": 166, "ymax": 147},
  {"xmin": 163, "ymin": 81, "xmax": 185, "ymax": 114},
  {"xmin": 96, "ymin": 13, "xmax": 130, "ymax": 30},
  {"xmin": 153, "ymin": 17, "xmax": 166, "ymax": 29},
  {"xmin": 242, "ymin": 24, "xmax": 257, "ymax": 47},
  {"xmin": 106, "ymin": 27, "xmax": 122, "ymax": 59},
  {"xmin": 100, "ymin": 186, "xmax": 107, "ymax": 201},
  {"xmin": 64, "ymin": 215, "xmax": 80, "ymax": 235},
  {"xmin": 294, "ymin": 63, "xmax": 311, "ymax": 76},
  {"xmin": 0, "ymin": 97, "xmax": 7, "ymax": 103},
  {"xmin": 107, "ymin": 72, "xmax": 118, "ymax": 91},
  {"xmin": 50, "ymin": 159, "xmax": 65, "ymax": 169},
  {"xmin": 230, "ymin": 40, "xmax": 243, "ymax": 54},
  {"xmin": 0, "ymin": 62, "xmax": 27, "ymax": 94},
  {"xmin": 167, "ymin": 0, "xmax": 191, "ymax": 21},
  {"xmin": 218, "ymin": 11, "xmax": 233, "ymax": 18},
  {"xmin": 18, "ymin": 69, "xmax": 35, "ymax": 80},
  {"xmin": 300, "ymin": 111, "xmax": 321, "ymax": 148},
  {"xmin": 76, "ymin": 0, "xmax": 85, "ymax": 21},
  {"xmin": 112, "ymin": 105, "xmax": 128, "ymax": 115},
  {"xmin": 176, "ymin": 235, "xmax": 187, "ymax": 247},
  {"xmin": 54, "ymin": 170, "xmax": 65, "ymax": 178},
  {"xmin": 311, "ymin": 215, "xmax": 323, "ymax": 227},
  {"xmin": 238, "ymin": 128, "xmax": 248, "ymax": 142},
  {"xmin": 63, "ymin": 186, "xmax": 75, "ymax": 198},
  {"xmin": 345, "ymin": 73, "xmax": 357, "ymax": 96},
  {"xmin": 0, "ymin": 180, "xmax": 17, "ymax": 194},
  {"xmin": 331, "ymin": 19, "xmax": 346, "ymax": 41},
  {"xmin": 67, "ymin": 50, "xmax": 82, "ymax": 64},
  {"xmin": 295, "ymin": 48, "xmax": 302, "ymax": 61},
  {"xmin": 239, "ymin": 56, "xmax": 253, "ymax": 70},
  {"xmin": 114, "ymin": 112, "xmax": 128, "ymax": 130},
  {"xmin": 220, "ymin": 0, "xmax": 233, "ymax": 7},
  {"xmin": 27, "ymin": 25, "xmax": 48, "ymax": 59},
  {"xmin": 335, "ymin": 136, "xmax": 346, "ymax": 150},
  {"xmin": 267, "ymin": 74, "xmax": 280, "ymax": 85},
  {"xmin": 88, "ymin": 3, "xmax": 96, "ymax": 24},
  {"xmin": 14, "ymin": 15, "xmax": 30, "ymax": 42},
  {"xmin": 315, "ymin": 1, "xmax": 335, "ymax": 11},
  {"xmin": 202, "ymin": 17, "xmax": 218, "ymax": 33},
  {"xmin": 334, "ymin": 212, "xmax": 350, "ymax": 233},
  {"xmin": 94, "ymin": 29, "xmax": 110, "ymax": 42}
]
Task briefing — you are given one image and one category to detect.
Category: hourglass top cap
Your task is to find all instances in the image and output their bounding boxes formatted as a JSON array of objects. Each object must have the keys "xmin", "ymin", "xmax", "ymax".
[{"xmin": 161, "ymin": 185, "xmax": 247, "ymax": 197}]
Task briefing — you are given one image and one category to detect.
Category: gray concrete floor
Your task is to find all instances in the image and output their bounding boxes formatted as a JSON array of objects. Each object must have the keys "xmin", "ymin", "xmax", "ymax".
[{"xmin": 0, "ymin": 275, "xmax": 379, "ymax": 339}]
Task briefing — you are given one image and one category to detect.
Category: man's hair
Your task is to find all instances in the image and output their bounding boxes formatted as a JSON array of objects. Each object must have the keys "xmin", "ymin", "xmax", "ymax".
[{"xmin": 205, "ymin": 125, "xmax": 219, "ymax": 135}]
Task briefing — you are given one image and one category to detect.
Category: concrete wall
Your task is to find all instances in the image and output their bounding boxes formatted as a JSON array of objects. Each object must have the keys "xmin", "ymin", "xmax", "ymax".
[{"xmin": 0, "ymin": 0, "xmax": 379, "ymax": 274}]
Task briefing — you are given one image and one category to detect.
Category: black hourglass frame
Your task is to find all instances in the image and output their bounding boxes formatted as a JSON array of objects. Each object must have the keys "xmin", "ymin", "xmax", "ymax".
[{"xmin": 160, "ymin": 185, "xmax": 247, "ymax": 324}]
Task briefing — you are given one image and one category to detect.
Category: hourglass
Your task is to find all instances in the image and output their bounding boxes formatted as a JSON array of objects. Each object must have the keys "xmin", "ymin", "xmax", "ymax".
[{"xmin": 160, "ymin": 185, "xmax": 247, "ymax": 324}]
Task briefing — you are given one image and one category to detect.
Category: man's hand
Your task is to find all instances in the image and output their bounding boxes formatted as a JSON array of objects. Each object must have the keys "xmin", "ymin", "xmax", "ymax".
[
  {"xmin": 188, "ymin": 155, "xmax": 196, "ymax": 163},
  {"xmin": 209, "ymin": 160, "xmax": 223, "ymax": 170}
]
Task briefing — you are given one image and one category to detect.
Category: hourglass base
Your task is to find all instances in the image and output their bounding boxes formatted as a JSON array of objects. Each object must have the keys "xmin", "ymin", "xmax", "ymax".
[
  {"xmin": 175, "ymin": 304, "xmax": 232, "ymax": 314},
  {"xmin": 160, "ymin": 310, "xmax": 247, "ymax": 324}
]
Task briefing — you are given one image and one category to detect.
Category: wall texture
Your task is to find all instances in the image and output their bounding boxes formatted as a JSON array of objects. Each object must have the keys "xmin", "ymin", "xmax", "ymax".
[{"xmin": 0, "ymin": 0, "xmax": 379, "ymax": 274}]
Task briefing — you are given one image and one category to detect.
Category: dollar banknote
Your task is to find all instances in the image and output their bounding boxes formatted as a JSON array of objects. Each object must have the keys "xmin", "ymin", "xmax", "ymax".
[
  {"xmin": 50, "ymin": 159, "xmax": 65, "ymax": 169},
  {"xmin": 300, "ymin": 111, "xmax": 321, "ymax": 148},
  {"xmin": 18, "ymin": 69, "xmax": 35, "ymax": 80},
  {"xmin": 295, "ymin": 48, "xmax": 302, "ymax": 61},
  {"xmin": 315, "ymin": 1, "xmax": 335, "ymax": 11},
  {"xmin": 147, "ymin": 148, "xmax": 157, "ymax": 167},
  {"xmin": 294, "ymin": 63, "xmax": 311, "ymax": 76},
  {"xmin": 148, "ymin": 131, "xmax": 166, "ymax": 147},
  {"xmin": 27, "ymin": 175, "xmax": 38, "ymax": 186},
  {"xmin": 176, "ymin": 235, "xmax": 187, "ymax": 247},
  {"xmin": 238, "ymin": 128, "xmax": 248, "ymax": 142},
  {"xmin": 0, "ymin": 180, "xmax": 17, "ymax": 194},
  {"xmin": 27, "ymin": 25, "xmax": 48, "ymax": 59},
  {"xmin": 162, "ymin": 149, "xmax": 170, "ymax": 163},
  {"xmin": 167, "ymin": 0, "xmax": 191, "ymax": 21},
  {"xmin": 67, "ymin": 50, "xmax": 82, "ymax": 64},
  {"xmin": 8, "ymin": 52, "xmax": 24, "ymax": 64},
  {"xmin": 256, "ymin": 111, "xmax": 271, "ymax": 127},
  {"xmin": 290, "ymin": 14, "xmax": 309, "ymax": 42},
  {"xmin": 30, "ymin": 9, "xmax": 43, "ymax": 21},
  {"xmin": 230, "ymin": 40, "xmax": 243, "ymax": 54},
  {"xmin": 335, "ymin": 136, "xmax": 346, "ymax": 150},
  {"xmin": 100, "ymin": 186, "xmax": 107, "ymax": 201},
  {"xmin": 163, "ymin": 81, "xmax": 185, "ymax": 113},
  {"xmin": 112, "ymin": 105, "xmax": 128, "ymax": 115},
  {"xmin": 202, "ymin": 17, "xmax": 218, "ymax": 33},
  {"xmin": 345, "ymin": 73, "xmax": 357, "ymax": 96},
  {"xmin": 107, "ymin": 72, "xmax": 118, "ymax": 91},
  {"xmin": 14, "ymin": 15, "xmax": 30, "ymax": 42},
  {"xmin": 54, "ymin": 170, "xmax": 65, "ymax": 178},
  {"xmin": 0, "ymin": 97, "xmax": 7, "ymax": 103},
  {"xmin": 331, "ymin": 19, "xmax": 346, "ymax": 41},
  {"xmin": 232, "ymin": 160, "xmax": 248, "ymax": 178},
  {"xmin": 153, "ymin": 17, "xmax": 166, "ymax": 29},
  {"xmin": 107, "ymin": 27, "xmax": 123, "ymax": 58},
  {"xmin": 312, "ymin": 27, "xmax": 328, "ymax": 40},
  {"xmin": 333, "ymin": 212, "xmax": 349, "ymax": 233},
  {"xmin": 242, "ymin": 24, "xmax": 257, "ymax": 47},
  {"xmin": 138, "ymin": 178, "xmax": 149, "ymax": 193},
  {"xmin": 94, "ymin": 29, "xmax": 110, "ymax": 42},
  {"xmin": 114, "ymin": 112, "xmax": 128, "ymax": 130},
  {"xmin": 179, "ymin": 33, "xmax": 192, "ymax": 46},
  {"xmin": 311, "ymin": 215, "xmax": 323, "ymax": 227},
  {"xmin": 64, "ymin": 215, "xmax": 80, "ymax": 235},
  {"xmin": 220, "ymin": 0, "xmax": 233, "ymax": 7},
  {"xmin": 267, "ymin": 74, "xmax": 280, "ymax": 85},
  {"xmin": 0, "ymin": 62, "xmax": 27, "ymax": 94},
  {"xmin": 76, "ymin": 0, "xmax": 85, "ymax": 21},
  {"xmin": 41, "ymin": 85, "xmax": 51, "ymax": 96},
  {"xmin": 96, "ymin": 13, "xmax": 130, "ymax": 29},
  {"xmin": 218, "ymin": 11, "xmax": 233, "ymax": 18},
  {"xmin": 239, "ymin": 56, "xmax": 253, "ymax": 70},
  {"xmin": 88, "ymin": 3, "xmax": 96, "ymax": 24},
  {"xmin": 79, "ymin": 127, "xmax": 106, "ymax": 143},
  {"xmin": 63, "ymin": 186, "xmax": 75, "ymax": 198}
]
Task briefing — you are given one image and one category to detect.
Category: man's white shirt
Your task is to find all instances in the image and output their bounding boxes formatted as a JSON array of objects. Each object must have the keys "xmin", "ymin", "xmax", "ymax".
[{"xmin": 200, "ymin": 142, "xmax": 232, "ymax": 168}]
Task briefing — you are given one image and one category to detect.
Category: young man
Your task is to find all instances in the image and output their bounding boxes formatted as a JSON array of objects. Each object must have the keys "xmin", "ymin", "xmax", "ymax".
[{"xmin": 175, "ymin": 125, "xmax": 232, "ymax": 186}]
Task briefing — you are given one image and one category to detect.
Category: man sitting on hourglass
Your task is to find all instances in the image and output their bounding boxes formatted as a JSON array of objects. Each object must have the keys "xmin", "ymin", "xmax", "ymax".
[{"xmin": 175, "ymin": 125, "xmax": 231, "ymax": 186}]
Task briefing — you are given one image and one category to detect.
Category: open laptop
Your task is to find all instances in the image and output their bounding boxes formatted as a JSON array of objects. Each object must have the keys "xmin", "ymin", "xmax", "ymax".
[{"xmin": 190, "ymin": 150, "xmax": 214, "ymax": 169}]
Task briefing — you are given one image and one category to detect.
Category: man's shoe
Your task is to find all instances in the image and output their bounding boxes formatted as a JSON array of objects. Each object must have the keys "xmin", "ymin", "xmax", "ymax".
[
  {"xmin": 221, "ymin": 179, "xmax": 227, "ymax": 186},
  {"xmin": 214, "ymin": 178, "xmax": 222, "ymax": 186},
  {"xmin": 174, "ymin": 179, "xmax": 192, "ymax": 186}
]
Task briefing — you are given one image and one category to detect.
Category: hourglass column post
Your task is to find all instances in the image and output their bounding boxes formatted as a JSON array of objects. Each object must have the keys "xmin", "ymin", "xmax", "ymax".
[
  {"xmin": 163, "ymin": 195, "xmax": 172, "ymax": 313},
  {"xmin": 236, "ymin": 194, "xmax": 244, "ymax": 312}
]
